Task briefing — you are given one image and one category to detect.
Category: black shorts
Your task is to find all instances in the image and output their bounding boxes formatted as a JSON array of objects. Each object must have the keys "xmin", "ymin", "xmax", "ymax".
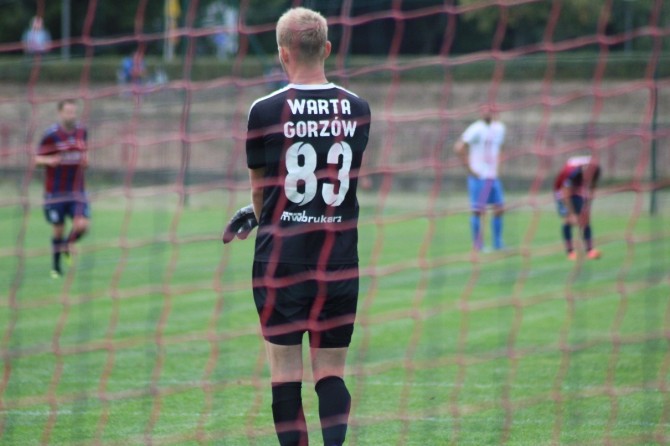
[
  {"xmin": 252, "ymin": 261, "xmax": 359, "ymax": 348},
  {"xmin": 44, "ymin": 194, "xmax": 90, "ymax": 225}
]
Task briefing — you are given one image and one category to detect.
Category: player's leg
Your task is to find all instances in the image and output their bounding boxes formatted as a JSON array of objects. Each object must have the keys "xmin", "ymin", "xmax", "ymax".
[
  {"xmin": 51, "ymin": 224, "xmax": 66, "ymax": 276},
  {"xmin": 308, "ymin": 264, "xmax": 358, "ymax": 446},
  {"xmin": 68, "ymin": 216, "xmax": 89, "ymax": 249},
  {"xmin": 254, "ymin": 261, "xmax": 309, "ymax": 446},
  {"xmin": 68, "ymin": 199, "xmax": 90, "ymax": 246},
  {"xmin": 311, "ymin": 347, "xmax": 350, "ymax": 446},
  {"xmin": 44, "ymin": 199, "xmax": 67, "ymax": 276},
  {"xmin": 468, "ymin": 176, "xmax": 484, "ymax": 250},
  {"xmin": 556, "ymin": 196, "xmax": 575, "ymax": 259},
  {"xmin": 489, "ymin": 179, "xmax": 505, "ymax": 250},
  {"xmin": 265, "ymin": 341, "xmax": 309, "ymax": 446},
  {"xmin": 578, "ymin": 198, "xmax": 600, "ymax": 259}
]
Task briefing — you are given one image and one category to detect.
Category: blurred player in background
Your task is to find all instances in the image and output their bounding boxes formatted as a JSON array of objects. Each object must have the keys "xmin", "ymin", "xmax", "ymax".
[
  {"xmin": 34, "ymin": 99, "xmax": 90, "ymax": 278},
  {"xmin": 554, "ymin": 155, "xmax": 601, "ymax": 260},
  {"xmin": 454, "ymin": 105, "xmax": 506, "ymax": 251},
  {"xmin": 22, "ymin": 16, "xmax": 52, "ymax": 55},
  {"xmin": 119, "ymin": 49, "xmax": 147, "ymax": 85},
  {"xmin": 235, "ymin": 7, "xmax": 371, "ymax": 446}
]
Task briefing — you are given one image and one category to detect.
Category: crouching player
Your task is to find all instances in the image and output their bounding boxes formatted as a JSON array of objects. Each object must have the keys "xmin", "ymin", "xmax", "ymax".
[
  {"xmin": 34, "ymin": 99, "xmax": 90, "ymax": 277},
  {"xmin": 554, "ymin": 156, "xmax": 601, "ymax": 260}
]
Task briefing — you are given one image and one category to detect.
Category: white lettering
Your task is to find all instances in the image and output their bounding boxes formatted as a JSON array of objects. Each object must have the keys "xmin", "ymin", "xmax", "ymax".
[
  {"xmin": 287, "ymin": 98, "xmax": 352, "ymax": 116},
  {"xmin": 280, "ymin": 210, "xmax": 343, "ymax": 224},
  {"xmin": 319, "ymin": 120, "xmax": 330, "ymax": 137},
  {"xmin": 296, "ymin": 121, "xmax": 307, "ymax": 137},
  {"xmin": 283, "ymin": 120, "xmax": 358, "ymax": 138},
  {"xmin": 329, "ymin": 99, "xmax": 339, "ymax": 114},
  {"xmin": 287, "ymin": 99, "xmax": 305, "ymax": 114},
  {"xmin": 306, "ymin": 100, "xmax": 318, "ymax": 114},
  {"xmin": 318, "ymin": 99, "xmax": 329, "ymax": 115},
  {"xmin": 307, "ymin": 120, "xmax": 318, "ymax": 138},
  {"xmin": 342, "ymin": 120, "xmax": 357, "ymax": 137},
  {"xmin": 330, "ymin": 119, "xmax": 341, "ymax": 137},
  {"xmin": 284, "ymin": 122, "xmax": 295, "ymax": 138}
]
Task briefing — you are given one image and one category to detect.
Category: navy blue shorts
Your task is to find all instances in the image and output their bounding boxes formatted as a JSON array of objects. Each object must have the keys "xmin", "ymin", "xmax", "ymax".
[
  {"xmin": 43, "ymin": 195, "xmax": 90, "ymax": 225},
  {"xmin": 252, "ymin": 261, "xmax": 359, "ymax": 348},
  {"xmin": 556, "ymin": 195, "xmax": 586, "ymax": 217}
]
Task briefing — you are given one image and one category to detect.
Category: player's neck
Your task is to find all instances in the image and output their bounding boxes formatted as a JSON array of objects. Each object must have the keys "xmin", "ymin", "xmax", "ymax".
[{"xmin": 287, "ymin": 66, "xmax": 328, "ymax": 85}]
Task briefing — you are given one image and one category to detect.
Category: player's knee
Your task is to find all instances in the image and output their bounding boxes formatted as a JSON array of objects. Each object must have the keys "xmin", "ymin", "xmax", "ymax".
[
  {"xmin": 75, "ymin": 219, "xmax": 89, "ymax": 233},
  {"xmin": 53, "ymin": 225, "xmax": 65, "ymax": 238}
]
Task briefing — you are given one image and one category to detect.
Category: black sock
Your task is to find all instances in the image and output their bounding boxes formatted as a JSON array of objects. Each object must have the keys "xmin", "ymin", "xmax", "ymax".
[
  {"xmin": 315, "ymin": 376, "xmax": 351, "ymax": 446},
  {"xmin": 271, "ymin": 381, "xmax": 308, "ymax": 446},
  {"xmin": 583, "ymin": 225, "xmax": 593, "ymax": 251},
  {"xmin": 562, "ymin": 223, "xmax": 573, "ymax": 253},
  {"xmin": 51, "ymin": 237, "xmax": 63, "ymax": 272},
  {"xmin": 68, "ymin": 228, "xmax": 86, "ymax": 244}
]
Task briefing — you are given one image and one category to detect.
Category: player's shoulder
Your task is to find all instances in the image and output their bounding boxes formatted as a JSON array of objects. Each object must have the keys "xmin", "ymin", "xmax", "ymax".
[
  {"xmin": 249, "ymin": 85, "xmax": 292, "ymax": 113},
  {"xmin": 330, "ymin": 83, "xmax": 363, "ymax": 99},
  {"xmin": 465, "ymin": 119, "xmax": 486, "ymax": 132},
  {"xmin": 45, "ymin": 123, "xmax": 60, "ymax": 135},
  {"xmin": 40, "ymin": 123, "xmax": 60, "ymax": 140}
]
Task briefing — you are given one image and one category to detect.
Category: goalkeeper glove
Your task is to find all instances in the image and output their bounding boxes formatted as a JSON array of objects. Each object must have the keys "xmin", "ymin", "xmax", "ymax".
[{"xmin": 222, "ymin": 205, "xmax": 258, "ymax": 244}]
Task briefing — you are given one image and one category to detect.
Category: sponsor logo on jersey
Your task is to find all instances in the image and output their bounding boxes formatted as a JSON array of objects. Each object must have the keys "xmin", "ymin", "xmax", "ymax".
[{"xmin": 280, "ymin": 210, "xmax": 343, "ymax": 224}]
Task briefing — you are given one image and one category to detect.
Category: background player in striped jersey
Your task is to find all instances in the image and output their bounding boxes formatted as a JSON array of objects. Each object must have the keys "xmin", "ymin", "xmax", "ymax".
[
  {"xmin": 34, "ymin": 99, "xmax": 90, "ymax": 277},
  {"xmin": 229, "ymin": 7, "xmax": 371, "ymax": 446},
  {"xmin": 454, "ymin": 105, "xmax": 506, "ymax": 251},
  {"xmin": 554, "ymin": 155, "xmax": 601, "ymax": 260}
]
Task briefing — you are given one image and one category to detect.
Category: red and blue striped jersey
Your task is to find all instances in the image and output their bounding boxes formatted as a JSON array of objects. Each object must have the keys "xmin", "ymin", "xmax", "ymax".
[{"xmin": 37, "ymin": 123, "xmax": 88, "ymax": 195}]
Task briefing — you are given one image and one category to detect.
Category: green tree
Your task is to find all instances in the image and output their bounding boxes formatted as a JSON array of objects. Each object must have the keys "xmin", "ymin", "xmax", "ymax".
[{"xmin": 458, "ymin": 0, "xmax": 654, "ymax": 49}]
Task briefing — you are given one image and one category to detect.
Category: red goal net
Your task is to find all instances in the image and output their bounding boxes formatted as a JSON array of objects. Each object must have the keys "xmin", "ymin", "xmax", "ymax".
[{"xmin": 1, "ymin": 1, "xmax": 669, "ymax": 445}]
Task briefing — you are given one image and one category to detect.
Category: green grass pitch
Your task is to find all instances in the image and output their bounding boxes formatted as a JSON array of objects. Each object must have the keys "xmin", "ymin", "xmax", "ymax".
[{"xmin": 1, "ymin": 186, "xmax": 668, "ymax": 445}]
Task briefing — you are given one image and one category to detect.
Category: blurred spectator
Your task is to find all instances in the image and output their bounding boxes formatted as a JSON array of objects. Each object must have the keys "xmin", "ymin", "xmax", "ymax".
[
  {"xmin": 22, "ymin": 16, "xmax": 52, "ymax": 55},
  {"xmin": 203, "ymin": 1, "xmax": 238, "ymax": 59},
  {"xmin": 119, "ymin": 50, "xmax": 147, "ymax": 85}
]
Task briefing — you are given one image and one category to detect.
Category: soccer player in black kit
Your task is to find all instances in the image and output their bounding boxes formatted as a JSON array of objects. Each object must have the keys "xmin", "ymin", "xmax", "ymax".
[{"xmin": 225, "ymin": 7, "xmax": 371, "ymax": 446}]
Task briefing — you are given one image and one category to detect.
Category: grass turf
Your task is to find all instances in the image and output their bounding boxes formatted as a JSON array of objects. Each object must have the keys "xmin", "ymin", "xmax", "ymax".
[{"xmin": 1, "ymin": 186, "xmax": 668, "ymax": 445}]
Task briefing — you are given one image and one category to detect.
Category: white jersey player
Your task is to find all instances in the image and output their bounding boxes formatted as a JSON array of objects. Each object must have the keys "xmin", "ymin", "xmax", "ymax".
[{"xmin": 454, "ymin": 105, "xmax": 506, "ymax": 251}]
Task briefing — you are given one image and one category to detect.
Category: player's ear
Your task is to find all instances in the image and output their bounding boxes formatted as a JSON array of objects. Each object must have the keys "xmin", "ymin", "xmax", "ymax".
[
  {"xmin": 323, "ymin": 41, "xmax": 332, "ymax": 60},
  {"xmin": 279, "ymin": 46, "xmax": 289, "ymax": 66}
]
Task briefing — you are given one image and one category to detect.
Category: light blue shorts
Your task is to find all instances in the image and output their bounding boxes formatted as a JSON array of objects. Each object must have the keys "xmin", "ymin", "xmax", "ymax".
[{"xmin": 468, "ymin": 176, "xmax": 505, "ymax": 211}]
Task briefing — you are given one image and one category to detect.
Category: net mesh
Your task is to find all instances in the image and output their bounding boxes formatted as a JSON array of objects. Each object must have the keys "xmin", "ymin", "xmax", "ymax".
[{"xmin": 1, "ymin": 0, "xmax": 669, "ymax": 445}]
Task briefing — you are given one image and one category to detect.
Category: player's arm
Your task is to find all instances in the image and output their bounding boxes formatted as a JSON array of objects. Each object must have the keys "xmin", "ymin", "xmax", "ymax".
[
  {"xmin": 80, "ymin": 129, "xmax": 89, "ymax": 168},
  {"xmin": 249, "ymin": 167, "xmax": 265, "ymax": 221},
  {"xmin": 34, "ymin": 153, "xmax": 61, "ymax": 166},
  {"xmin": 497, "ymin": 142, "xmax": 506, "ymax": 176},
  {"xmin": 34, "ymin": 136, "xmax": 60, "ymax": 167},
  {"xmin": 221, "ymin": 167, "xmax": 264, "ymax": 244},
  {"xmin": 453, "ymin": 139, "xmax": 476, "ymax": 177}
]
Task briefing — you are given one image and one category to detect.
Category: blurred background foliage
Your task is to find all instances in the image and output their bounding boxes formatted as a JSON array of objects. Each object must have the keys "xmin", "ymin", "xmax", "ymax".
[{"xmin": 0, "ymin": 0, "xmax": 665, "ymax": 56}]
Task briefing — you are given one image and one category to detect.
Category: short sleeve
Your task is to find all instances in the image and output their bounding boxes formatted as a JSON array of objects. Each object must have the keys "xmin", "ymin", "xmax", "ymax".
[
  {"xmin": 37, "ymin": 131, "xmax": 56, "ymax": 155},
  {"xmin": 461, "ymin": 122, "xmax": 480, "ymax": 145},
  {"xmin": 246, "ymin": 103, "xmax": 266, "ymax": 169}
]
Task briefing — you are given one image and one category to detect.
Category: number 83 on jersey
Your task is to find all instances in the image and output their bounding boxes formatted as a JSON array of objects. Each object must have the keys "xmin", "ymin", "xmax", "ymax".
[{"xmin": 284, "ymin": 141, "xmax": 353, "ymax": 207}]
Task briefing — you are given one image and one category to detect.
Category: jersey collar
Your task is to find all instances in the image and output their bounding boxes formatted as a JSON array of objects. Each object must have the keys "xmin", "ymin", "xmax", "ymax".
[{"xmin": 287, "ymin": 82, "xmax": 335, "ymax": 90}]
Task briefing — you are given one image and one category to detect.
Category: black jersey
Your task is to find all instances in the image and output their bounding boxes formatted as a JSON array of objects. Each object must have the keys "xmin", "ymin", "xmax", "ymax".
[{"xmin": 246, "ymin": 83, "xmax": 371, "ymax": 265}]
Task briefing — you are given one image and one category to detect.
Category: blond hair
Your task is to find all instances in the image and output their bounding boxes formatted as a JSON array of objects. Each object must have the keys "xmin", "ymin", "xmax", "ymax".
[{"xmin": 276, "ymin": 7, "xmax": 328, "ymax": 63}]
